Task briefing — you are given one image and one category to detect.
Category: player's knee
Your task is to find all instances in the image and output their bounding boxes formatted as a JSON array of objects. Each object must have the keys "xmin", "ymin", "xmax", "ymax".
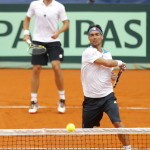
[
  {"xmin": 52, "ymin": 63, "xmax": 61, "ymax": 72},
  {"xmin": 53, "ymin": 66, "xmax": 60, "ymax": 72},
  {"xmin": 33, "ymin": 65, "xmax": 41, "ymax": 74},
  {"xmin": 51, "ymin": 60, "xmax": 61, "ymax": 70},
  {"xmin": 113, "ymin": 122, "xmax": 125, "ymax": 128}
]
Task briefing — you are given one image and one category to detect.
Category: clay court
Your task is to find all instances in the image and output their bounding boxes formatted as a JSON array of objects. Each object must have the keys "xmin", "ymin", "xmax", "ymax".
[{"xmin": 0, "ymin": 69, "xmax": 150, "ymax": 129}]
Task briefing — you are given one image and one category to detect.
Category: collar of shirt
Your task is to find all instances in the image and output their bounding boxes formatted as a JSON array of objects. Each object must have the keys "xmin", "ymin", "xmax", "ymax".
[
  {"xmin": 40, "ymin": 0, "xmax": 55, "ymax": 6},
  {"xmin": 90, "ymin": 45, "xmax": 104, "ymax": 54}
]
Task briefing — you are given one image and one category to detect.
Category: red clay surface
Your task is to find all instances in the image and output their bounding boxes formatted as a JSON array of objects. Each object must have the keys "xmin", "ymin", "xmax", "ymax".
[{"xmin": 0, "ymin": 69, "xmax": 150, "ymax": 129}]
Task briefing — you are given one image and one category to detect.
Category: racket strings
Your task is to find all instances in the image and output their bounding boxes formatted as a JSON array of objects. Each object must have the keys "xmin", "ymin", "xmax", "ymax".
[
  {"xmin": 28, "ymin": 45, "xmax": 46, "ymax": 55},
  {"xmin": 32, "ymin": 47, "xmax": 46, "ymax": 55}
]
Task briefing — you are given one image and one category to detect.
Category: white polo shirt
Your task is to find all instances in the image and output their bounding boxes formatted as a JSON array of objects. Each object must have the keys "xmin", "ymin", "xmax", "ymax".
[
  {"xmin": 26, "ymin": 0, "xmax": 68, "ymax": 42},
  {"xmin": 81, "ymin": 46, "xmax": 113, "ymax": 98}
]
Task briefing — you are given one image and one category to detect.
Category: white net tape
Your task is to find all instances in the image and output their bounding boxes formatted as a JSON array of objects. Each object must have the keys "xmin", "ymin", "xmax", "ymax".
[{"xmin": 0, "ymin": 128, "xmax": 150, "ymax": 135}]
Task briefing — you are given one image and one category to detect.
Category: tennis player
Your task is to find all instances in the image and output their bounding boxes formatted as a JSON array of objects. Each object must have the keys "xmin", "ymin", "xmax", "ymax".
[
  {"xmin": 23, "ymin": 0, "xmax": 69, "ymax": 114},
  {"xmin": 81, "ymin": 24, "xmax": 131, "ymax": 150}
]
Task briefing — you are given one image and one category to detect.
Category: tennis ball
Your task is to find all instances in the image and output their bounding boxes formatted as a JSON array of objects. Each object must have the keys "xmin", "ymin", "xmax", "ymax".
[{"xmin": 66, "ymin": 123, "xmax": 75, "ymax": 132}]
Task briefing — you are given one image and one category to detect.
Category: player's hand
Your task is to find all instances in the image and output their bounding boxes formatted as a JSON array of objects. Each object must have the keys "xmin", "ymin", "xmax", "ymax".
[
  {"xmin": 119, "ymin": 63, "xmax": 127, "ymax": 71},
  {"xmin": 111, "ymin": 71, "xmax": 117, "ymax": 81},
  {"xmin": 23, "ymin": 35, "xmax": 30, "ymax": 43},
  {"xmin": 51, "ymin": 31, "xmax": 59, "ymax": 39}
]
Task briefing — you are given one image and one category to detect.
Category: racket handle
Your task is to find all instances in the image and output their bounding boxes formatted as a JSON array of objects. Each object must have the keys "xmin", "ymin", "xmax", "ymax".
[{"xmin": 26, "ymin": 39, "xmax": 32, "ymax": 44}]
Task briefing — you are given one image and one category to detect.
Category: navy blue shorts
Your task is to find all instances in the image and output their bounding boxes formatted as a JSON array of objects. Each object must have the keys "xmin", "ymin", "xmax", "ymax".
[
  {"xmin": 31, "ymin": 41, "xmax": 64, "ymax": 65},
  {"xmin": 82, "ymin": 92, "xmax": 121, "ymax": 128}
]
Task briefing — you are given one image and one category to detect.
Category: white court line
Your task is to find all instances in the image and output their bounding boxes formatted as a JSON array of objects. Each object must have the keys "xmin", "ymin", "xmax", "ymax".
[
  {"xmin": 0, "ymin": 106, "xmax": 150, "ymax": 109},
  {"xmin": 0, "ymin": 148, "xmax": 148, "ymax": 150},
  {"xmin": 120, "ymin": 107, "xmax": 150, "ymax": 110},
  {"xmin": 0, "ymin": 106, "xmax": 81, "ymax": 109}
]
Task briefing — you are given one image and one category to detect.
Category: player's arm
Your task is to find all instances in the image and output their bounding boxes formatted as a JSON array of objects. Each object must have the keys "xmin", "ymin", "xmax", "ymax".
[
  {"xmin": 59, "ymin": 20, "xmax": 69, "ymax": 33},
  {"xmin": 51, "ymin": 20, "xmax": 69, "ymax": 39},
  {"xmin": 23, "ymin": 16, "xmax": 31, "ymax": 42},
  {"xmin": 94, "ymin": 57, "xmax": 126, "ymax": 68}
]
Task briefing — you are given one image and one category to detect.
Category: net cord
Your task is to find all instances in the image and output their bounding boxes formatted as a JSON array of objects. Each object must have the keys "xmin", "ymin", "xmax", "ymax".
[{"xmin": 0, "ymin": 128, "xmax": 150, "ymax": 136}]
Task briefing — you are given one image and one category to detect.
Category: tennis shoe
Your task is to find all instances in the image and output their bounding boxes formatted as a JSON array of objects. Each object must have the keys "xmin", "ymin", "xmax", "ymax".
[
  {"xmin": 57, "ymin": 99, "xmax": 66, "ymax": 113},
  {"xmin": 124, "ymin": 145, "xmax": 131, "ymax": 150},
  {"xmin": 29, "ymin": 101, "xmax": 39, "ymax": 114}
]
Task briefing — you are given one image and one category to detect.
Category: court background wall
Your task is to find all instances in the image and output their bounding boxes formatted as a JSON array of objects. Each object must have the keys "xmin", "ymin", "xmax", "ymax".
[
  {"xmin": 0, "ymin": 4, "xmax": 150, "ymax": 69},
  {"xmin": 0, "ymin": 0, "xmax": 150, "ymax": 4}
]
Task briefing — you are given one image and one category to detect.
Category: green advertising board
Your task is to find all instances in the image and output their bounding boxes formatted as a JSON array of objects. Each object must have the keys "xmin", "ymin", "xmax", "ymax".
[{"xmin": 0, "ymin": 4, "xmax": 150, "ymax": 63}]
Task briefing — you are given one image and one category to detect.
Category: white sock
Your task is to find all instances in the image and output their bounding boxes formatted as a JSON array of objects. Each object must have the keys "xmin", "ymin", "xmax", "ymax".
[
  {"xmin": 58, "ymin": 90, "xmax": 65, "ymax": 100},
  {"xmin": 124, "ymin": 145, "xmax": 131, "ymax": 150},
  {"xmin": 31, "ymin": 93, "xmax": 37, "ymax": 103}
]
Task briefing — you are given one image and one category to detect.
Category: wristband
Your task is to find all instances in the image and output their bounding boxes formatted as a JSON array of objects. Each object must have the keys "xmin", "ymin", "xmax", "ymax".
[
  {"xmin": 116, "ymin": 60, "xmax": 123, "ymax": 66},
  {"xmin": 23, "ymin": 30, "xmax": 30, "ymax": 35}
]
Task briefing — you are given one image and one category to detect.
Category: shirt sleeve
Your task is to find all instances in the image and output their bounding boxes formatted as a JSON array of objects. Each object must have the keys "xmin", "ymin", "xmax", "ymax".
[
  {"xmin": 59, "ymin": 5, "xmax": 68, "ymax": 21},
  {"xmin": 26, "ymin": 2, "xmax": 35, "ymax": 18}
]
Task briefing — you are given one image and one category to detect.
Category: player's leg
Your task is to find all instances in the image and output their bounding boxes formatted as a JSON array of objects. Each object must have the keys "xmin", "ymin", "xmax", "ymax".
[
  {"xmin": 105, "ymin": 93, "xmax": 131, "ymax": 150},
  {"xmin": 82, "ymin": 96, "xmax": 103, "ymax": 128},
  {"xmin": 47, "ymin": 41, "xmax": 66, "ymax": 113},
  {"xmin": 29, "ymin": 65, "xmax": 42, "ymax": 113},
  {"xmin": 113, "ymin": 122, "xmax": 131, "ymax": 150},
  {"xmin": 29, "ymin": 43, "xmax": 48, "ymax": 113},
  {"xmin": 31, "ymin": 65, "xmax": 42, "ymax": 93},
  {"xmin": 51, "ymin": 60, "xmax": 64, "ymax": 91},
  {"xmin": 51, "ymin": 60, "xmax": 66, "ymax": 113}
]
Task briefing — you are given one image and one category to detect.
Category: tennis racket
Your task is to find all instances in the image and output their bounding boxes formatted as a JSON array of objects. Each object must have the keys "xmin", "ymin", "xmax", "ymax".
[
  {"xmin": 26, "ymin": 40, "xmax": 46, "ymax": 55},
  {"xmin": 113, "ymin": 65, "xmax": 126, "ymax": 88}
]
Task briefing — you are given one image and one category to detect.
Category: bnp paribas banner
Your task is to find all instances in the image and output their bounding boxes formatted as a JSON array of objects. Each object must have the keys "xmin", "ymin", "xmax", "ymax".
[{"xmin": 0, "ymin": 4, "xmax": 150, "ymax": 63}]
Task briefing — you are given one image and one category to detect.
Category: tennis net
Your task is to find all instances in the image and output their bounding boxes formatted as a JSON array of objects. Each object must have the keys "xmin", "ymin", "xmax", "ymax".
[{"xmin": 0, "ymin": 128, "xmax": 150, "ymax": 149}]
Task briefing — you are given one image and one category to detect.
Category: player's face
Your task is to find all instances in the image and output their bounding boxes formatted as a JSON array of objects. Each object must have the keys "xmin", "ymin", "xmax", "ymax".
[
  {"xmin": 44, "ymin": 0, "xmax": 52, "ymax": 3},
  {"xmin": 88, "ymin": 31, "xmax": 103, "ymax": 47}
]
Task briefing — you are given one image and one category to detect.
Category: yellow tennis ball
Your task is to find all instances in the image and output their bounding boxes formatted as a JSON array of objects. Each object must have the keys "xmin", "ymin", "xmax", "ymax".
[{"xmin": 66, "ymin": 123, "xmax": 75, "ymax": 132}]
